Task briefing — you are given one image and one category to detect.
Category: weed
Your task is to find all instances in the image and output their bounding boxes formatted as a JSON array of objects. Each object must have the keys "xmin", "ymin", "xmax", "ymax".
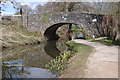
[
  {"xmin": 42, "ymin": 13, "xmax": 50, "ymax": 23},
  {"xmin": 45, "ymin": 50, "xmax": 72, "ymax": 72}
]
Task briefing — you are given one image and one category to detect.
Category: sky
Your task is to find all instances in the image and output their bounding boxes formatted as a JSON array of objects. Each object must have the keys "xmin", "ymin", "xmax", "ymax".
[
  {"xmin": 1, "ymin": 0, "xmax": 48, "ymax": 15},
  {"xmin": 1, "ymin": 0, "xmax": 119, "ymax": 15}
]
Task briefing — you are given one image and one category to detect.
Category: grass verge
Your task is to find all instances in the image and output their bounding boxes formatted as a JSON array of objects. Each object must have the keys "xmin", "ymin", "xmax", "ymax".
[
  {"xmin": 1, "ymin": 20, "xmax": 44, "ymax": 48},
  {"xmin": 91, "ymin": 38, "xmax": 120, "ymax": 46},
  {"xmin": 45, "ymin": 41, "xmax": 93, "ymax": 77}
]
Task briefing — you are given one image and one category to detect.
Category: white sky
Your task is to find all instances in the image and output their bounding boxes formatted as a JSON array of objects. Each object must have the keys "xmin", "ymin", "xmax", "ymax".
[
  {"xmin": 1, "ymin": 0, "xmax": 119, "ymax": 15},
  {"xmin": 15, "ymin": 0, "xmax": 50, "ymax": 2},
  {"xmin": 15, "ymin": 0, "xmax": 119, "ymax": 2},
  {"xmin": 1, "ymin": 11, "xmax": 14, "ymax": 15}
]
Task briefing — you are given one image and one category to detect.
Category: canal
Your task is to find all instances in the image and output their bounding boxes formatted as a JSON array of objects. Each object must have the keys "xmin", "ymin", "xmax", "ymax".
[{"xmin": 2, "ymin": 40, "xmax": 69, "ymax": 78}]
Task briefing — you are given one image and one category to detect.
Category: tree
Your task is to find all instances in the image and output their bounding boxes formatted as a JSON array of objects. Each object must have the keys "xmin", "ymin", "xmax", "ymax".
[
  {"xmin": 0, "ymin": 0, "xmax": 21, "ymax": 15},
  {"xmin": 21, "ymin": 5, "xmax": 33, "ymax": 14},
  {"xmin": 35, "ymin": 2, "xmax": 95, "ymax": 13},
  {"xmin": 91, "ymin": 2, "xmax": 119, "ymax": 16},
  {"xmin": 36, "ymin": 5, "xmax": 44, "ymax": 14},
  {"xmin": 90, "ymin": 2, "xmax": 119, "ymax": 41}
]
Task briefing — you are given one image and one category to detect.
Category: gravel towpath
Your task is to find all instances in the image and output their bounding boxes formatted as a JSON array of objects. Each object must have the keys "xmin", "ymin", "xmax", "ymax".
[{"xmin": 74, "ymin": 39, "xmax": 118, "ymax": 78}]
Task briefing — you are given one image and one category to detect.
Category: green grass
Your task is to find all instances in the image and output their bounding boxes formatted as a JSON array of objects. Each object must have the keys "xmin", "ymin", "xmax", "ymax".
[
  {"xmin": 85, "ymin": 36, "xmax": 93, "ymax": 40},
  {"xmin": 66, "ymin": 41, "xmax": 93, "ymax": 63},
  {"xmin": 64, "ymin": 41, "xmax": 93, "ymax": 77},
  {"xmin": 42, "ymin": 13, "xmax": 50, "ymax": 23},
  {"xmin": 46, "ymin": 41, "xmax": 93, "ymax": 76},
  {"xmin": 91, "ymin": 38, "xmax": 120, "ymax": 46},
  {"xmin": 66, "ymin": 41, "xmax": 91, "ymax": 52},
  {"xmin": 45, "ymin": 50, "xmax": 72, "ymax": 73}
]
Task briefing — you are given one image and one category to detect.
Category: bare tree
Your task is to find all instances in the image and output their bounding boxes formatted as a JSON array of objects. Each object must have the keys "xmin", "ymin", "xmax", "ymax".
[
  {"xmin": 35, "ymin": 2, "xmax": 95, "ymax": 13},
  {"xmin": 1, "ymin": 0, "xmax": 21, "ymax": 14},
  {"xmin": 21, "ymin": 5, "xmax": 33, "ymax": 14}
]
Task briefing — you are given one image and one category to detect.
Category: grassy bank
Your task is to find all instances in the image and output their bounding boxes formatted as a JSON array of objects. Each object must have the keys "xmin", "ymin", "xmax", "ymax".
[
  {"xmin": 61, "ymin": 41, "xmax": 93, "ymax": 78},
  {"xmin": 45, "ymin": 41, "xmax": 93, "ymax": 77},
  {"xmin": 91, "ymin": 38, "xmax": 120, "ymax": 46},
  {"xmin": 1, "ymin": 20, "xmax": 44, "ymax": 48}
]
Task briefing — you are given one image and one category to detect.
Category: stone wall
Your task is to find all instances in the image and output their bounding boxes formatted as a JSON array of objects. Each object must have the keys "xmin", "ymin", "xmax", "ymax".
[
  {"xmin": 2, "ymin": 15, "xmax": 22, "ymax": 22},
  {"xmin": 2, "ymin": 13, "xmax": 104, "ymax": 39},
  {"xmin": 22, "ymin": 12, "xmax": 104, "ymax": 37}
]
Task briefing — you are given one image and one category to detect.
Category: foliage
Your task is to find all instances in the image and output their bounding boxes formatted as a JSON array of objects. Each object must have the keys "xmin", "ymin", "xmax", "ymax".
[
  {"xmin": 92, "ymin": 38, "xmax": 120, "ymax": 46},
  {"xmin": 85, "ymin": 36, "xmax": 93, "ymax": 40},
  {"xmin": 45, "ymin": 50, "xmax": 72, "ymax": 73},
  {"xmin": 45, "ymin": 41, "xmax": 93, "ymax": 74},
  {"xmin": 65, "ymin": 41, "xmax": 93, "ymax": 77},
  {"xmin": 21, "ymin": 5, "xmax": 33, "ymax": 14},
  {"xmin": 36, "ymin": 2, "xmax": 95, "ymax": 13},
  {"xmin": 71, "ymin": 25, "xmax": 86, "ymax": 39},
  {"xmin": 71, "ymin": 25, "xmax": 85, "ymax": 34},
  {"xmin": 113, "ymin": 39, "xmax": 120, "ymax": 46},
  {"xmin": 42, "ymin": 13, "xmax": 50, "ymax": 23},
  {"xmin": 71, "ymin": 24, "xmax": 80, "ymax": 29},
  {"xmin": 66, "ymin": 41, "xmax": 92, "ymax": 52}
]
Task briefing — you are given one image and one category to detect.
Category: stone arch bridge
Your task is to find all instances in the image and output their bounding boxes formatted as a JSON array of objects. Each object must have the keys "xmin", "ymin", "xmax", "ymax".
[{"xmin": 22, "ymin": 12, "xmax": 103, "ymax": 40}]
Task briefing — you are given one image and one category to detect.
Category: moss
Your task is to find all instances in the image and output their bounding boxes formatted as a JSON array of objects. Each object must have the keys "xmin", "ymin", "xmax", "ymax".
[{"xmin": 42, "ymin": 13, "xmax": 50, "ymax": 23}]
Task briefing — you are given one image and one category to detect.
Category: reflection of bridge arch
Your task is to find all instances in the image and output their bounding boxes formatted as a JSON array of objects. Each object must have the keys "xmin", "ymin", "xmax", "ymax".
[
  {"xmin": 56, "ymin": 40, "xmax": 69, "ymax": 52},
  {"xmin": 44, "ymin": 40, "xmax": 61, "ymax": 58},
  {"xmin": 44, "ymin": 40, "xmax": 69, "ymax": 58},
  {"xmin": 44, "ymin": 22, "xmax": 84, "ymax": 40},
  {"xmin": 22, "ymin": 13, "xmax": 104, "ymax": 40}
]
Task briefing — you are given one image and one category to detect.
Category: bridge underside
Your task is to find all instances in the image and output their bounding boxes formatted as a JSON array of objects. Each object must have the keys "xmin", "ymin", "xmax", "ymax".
[
  {"xmin": 44, "ymin": 23, "xmax": 72, "ymax": 40},
  {"xmin": 22, "ymin": 13, "xmax": 104, "ymax": 40}
]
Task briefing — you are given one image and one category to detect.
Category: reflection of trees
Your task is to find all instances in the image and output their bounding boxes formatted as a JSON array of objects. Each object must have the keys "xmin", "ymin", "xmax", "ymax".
[
  {"xmin": 3, "ymin": 43, "xmax": 54, "ymax": 69},
  {"xmin": 56, "ymin": 39, "xmax": 69, "ymax": 52},
  {"xmin": 2, "ymin": 65, "xmax": 30, "ymax": 78},
  {"xmin": 2, "ymin": 40, "xmax": 69, "ymax": 78}
]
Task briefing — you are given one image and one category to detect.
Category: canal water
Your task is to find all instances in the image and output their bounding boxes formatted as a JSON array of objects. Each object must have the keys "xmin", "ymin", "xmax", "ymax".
[{"xmin": 2, "ymin": 40, "xmax": 69, "ymax": 78}]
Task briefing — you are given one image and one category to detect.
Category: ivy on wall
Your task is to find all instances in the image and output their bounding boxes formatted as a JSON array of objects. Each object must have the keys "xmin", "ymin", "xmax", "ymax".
[{"xmin": 42, "ymin": 13, "xmax": 50, "ymax": 23}]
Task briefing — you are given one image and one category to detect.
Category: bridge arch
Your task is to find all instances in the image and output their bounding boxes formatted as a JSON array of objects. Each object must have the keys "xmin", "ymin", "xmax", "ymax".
[
  {"xmin": 22, "ymin": 13, "xmax": 104, "ymax": 40},
  {"xmin": 44, "ymin": 22, "xmax": 85, "ymax": 40}
]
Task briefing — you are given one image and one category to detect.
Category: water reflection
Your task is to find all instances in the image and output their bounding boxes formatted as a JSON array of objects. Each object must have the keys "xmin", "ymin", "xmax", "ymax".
[
  {"xmin": 44, "ymin": 40, "xmax": 60, "ymax": 58},
  {"xmin": 3, "ymin": 65, "xmax": 56, "ymax": 78},
  {"xmin": 2, "ymin": 40, "xmax": 68, "ymax": 78}
]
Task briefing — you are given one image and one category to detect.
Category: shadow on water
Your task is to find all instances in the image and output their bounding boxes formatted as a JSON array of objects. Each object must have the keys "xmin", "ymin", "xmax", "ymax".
[
  {"xmin": 2, "ymin": 40, "xmax": 68, "ymax": 78},
  {"xmin": 44, "ymin": 40, "xmax": 61, "ymax": 58}
]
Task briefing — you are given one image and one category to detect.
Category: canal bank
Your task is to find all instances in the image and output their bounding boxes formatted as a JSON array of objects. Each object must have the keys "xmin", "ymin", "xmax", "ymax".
[
  {"xmin": 1, "ymin": 20, "xmax": 45, "ymax": 49},
  {"xmin": 2, "ymin": 38, "xmax": 94, "ymax": 78},
  {"xmin": 2, "ymin": 40, "xmax": 69, "ymax": 78},
  {"xmin": 69, "ymin": 39, "xmax": 118, "ymax": 78},
  {"xmin": 1, "ymin": 20, "xmax": 94, "ymax": 78},
  {"xmin": 60, "ymin": 41, "xmax": 93, "ymax": 78}
]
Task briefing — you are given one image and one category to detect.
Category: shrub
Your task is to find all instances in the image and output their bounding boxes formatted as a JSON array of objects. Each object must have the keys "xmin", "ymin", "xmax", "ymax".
[{"xmin": 45, "ymin": 50, "xmax": 72, "ymax": 72}]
